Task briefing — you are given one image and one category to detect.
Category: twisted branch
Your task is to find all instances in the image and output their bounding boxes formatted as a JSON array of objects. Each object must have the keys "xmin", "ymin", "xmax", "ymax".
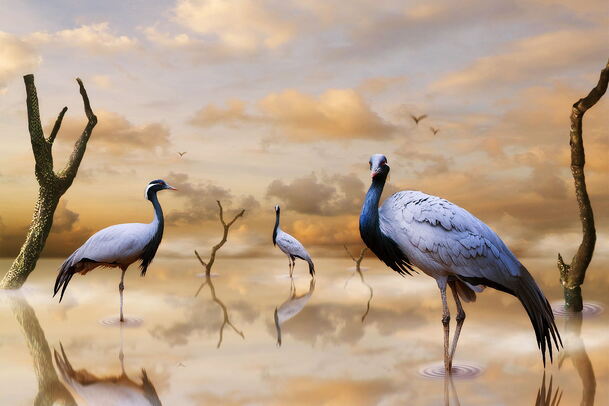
[{"xmin": 557, "ymin": 58, "xmax": 608, "ymax": 311}]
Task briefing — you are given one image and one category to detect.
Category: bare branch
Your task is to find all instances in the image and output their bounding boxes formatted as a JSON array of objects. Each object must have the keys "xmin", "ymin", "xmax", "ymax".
[
  {"xmin": 23, "ymin": 74, "xmax": 54, "ymax": 181},
  {"xmin": 558, "ymin": 59, "xmax": 608, "ymax": 311},
  {"xmin": 48, "ymin": 106, "xmax": 68, "ymax": 144},
  {"xmin": 194, "ymin": 250, "xmax": 207, "ymax": 268},
  {"xmin": 343, "ymin": 245, "xmax": 357, "ymax": 262},
  {"xmin": 58, "ymin": 78, "xmax": 97, "ymax": 184}
]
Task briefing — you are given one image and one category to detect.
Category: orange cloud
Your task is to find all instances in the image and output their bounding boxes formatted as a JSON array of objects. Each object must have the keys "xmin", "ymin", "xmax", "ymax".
[{"xmin": 0, "ymin": 32, "xmax": 40, "ymax": 91}]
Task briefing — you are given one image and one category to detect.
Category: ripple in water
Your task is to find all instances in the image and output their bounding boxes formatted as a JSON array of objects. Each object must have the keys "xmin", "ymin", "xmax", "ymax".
[
  {"xmin": 99, "ymin": 316, "xmax": 143, "ymax": 328},
  {"xmin": 551, "ymin": 301, "xmax": 604, "ymax": 318},
  {"xmin": 418, "ymin": 361, "xmax": 484, "ymax": 380}
]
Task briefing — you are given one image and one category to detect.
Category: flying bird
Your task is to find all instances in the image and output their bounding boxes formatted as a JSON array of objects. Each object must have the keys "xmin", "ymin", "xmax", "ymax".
[
  {"xmin": 53, "ymin": 179, "xmax": 177, "ymax": 322},
  {"xmin": 273, "ymin": 205, "xmax": 315, "ymax": 277},
  {"xmin": 177, "ymin": 152, "xmax": 187, "ymax": 157},
  {"xmin": 359, "ymin": 154, "xmax": 560, "ymax": 372},
  {"xmin": 430, "ymin": 126, "xmax": 440, "ymax": 135},
  {"xmin": 410, "ymin": 113, "xmax": 428, "ymax": 126}
]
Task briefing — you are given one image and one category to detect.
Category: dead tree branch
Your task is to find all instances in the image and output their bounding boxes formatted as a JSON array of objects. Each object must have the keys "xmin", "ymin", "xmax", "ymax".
[
  {"xmin": 557, "ymin": 58, "xmax": 608, "ymax": 311},
  {"xmin": 193, "ymin": 201, "xmax": 246, "ymax": 347},
  {"xmin": 1, "ymin": 75, "xmax": 97, "ymax": 289},
  {"xmin": 344, "ymin": 244, "xmax": 368, "ymax": 271}
]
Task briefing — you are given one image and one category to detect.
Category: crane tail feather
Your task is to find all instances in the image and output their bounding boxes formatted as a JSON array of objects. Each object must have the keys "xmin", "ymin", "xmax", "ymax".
[
  {"xmin": 515, "ymin": 270, "xmax": 562, "ymax": 365},
  {"xmin": 307, "ymin": 259, "xmax": 315, "ymax": 276}
]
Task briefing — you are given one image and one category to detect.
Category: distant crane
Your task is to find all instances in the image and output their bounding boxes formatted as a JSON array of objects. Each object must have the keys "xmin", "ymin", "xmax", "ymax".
[
  {"xmin": 359, "ymin": 154, "xmax": 561, "ymax": 373},
  {"xmin": 430, "ymin": 126, "xmax": 440, "ymax": 135},
  {"xmin": 177, "ymin": 151, "xmax": 187, "ymax": 158},
  {"xmin": 273, "ymin": 205, "xmax": 315, "ymax": 277},
  {"xmin": 410, "ymin": 113, "xmax": 428, "ymax": 126},
  {"xmin": 53, "ymin": 179, "xmax": 176, "ymax": 322}
]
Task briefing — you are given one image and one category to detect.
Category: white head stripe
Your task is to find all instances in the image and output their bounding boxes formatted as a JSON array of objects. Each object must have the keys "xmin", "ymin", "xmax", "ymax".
[{"xmin": 145, "ymin": 182, "xmax": 161, "ymax": 198}]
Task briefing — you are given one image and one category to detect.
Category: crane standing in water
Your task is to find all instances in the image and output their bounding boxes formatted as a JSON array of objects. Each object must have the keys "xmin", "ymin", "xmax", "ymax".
[
  {"xmin": 53, "ymin": 179, "xmax": 176, "ymax": 322},
  {"xmin": 273, "ymin": 205, "xmax": 315, "ymax": 277},
  {"xmin": 359, "ymin": 154, "xmax": 561, "ymax": 373}
]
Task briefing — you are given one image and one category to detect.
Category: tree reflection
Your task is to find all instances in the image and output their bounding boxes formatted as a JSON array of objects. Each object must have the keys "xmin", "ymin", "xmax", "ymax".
[
  {"xmin": 5, "ymin": 291, "xmax": 77, "ymax": 406},
  {"xmin": 558, "ymin": 312, "xmax": 596, "ymax": 406},
  {"xmin": 344, "ymin": 266, "xmax": 374, "ymax": 323},
  {"xmin": 195, "ymin": 272, "xmax": 245, "ymax": 348},
  {"xmin": 54, "ymin": 325, "xmax": 163, "ymax": 405},
  {"xmin": 274, "ymin": 278, "xmax": 315, "ymax": 346}
]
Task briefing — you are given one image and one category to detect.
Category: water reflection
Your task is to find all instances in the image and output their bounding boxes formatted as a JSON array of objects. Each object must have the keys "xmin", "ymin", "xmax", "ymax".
[
  {"xmin": 4, "ymin": 291, "xmax": 77, "ymax": 405},
  {"xmin": 559, "ymin": 311, "xmax": 596, "ymax": 406},
  {"xmin": 54, "ymin": 336, "xmax": 162, "ymax": 406},
  {"xmin": 274, "ymin": 278, "xmax": 315, "ymax": 346},
  {"xmin": 195, "ymin": 273, "xmax": 245, "ymax": 348},
  {"xmin": 344, "ymin": 268, "xmax": 374, "ymax": 322},
  {"xmin": 535, "ymin": 373, "xmax": 562, "ymax": 406}
]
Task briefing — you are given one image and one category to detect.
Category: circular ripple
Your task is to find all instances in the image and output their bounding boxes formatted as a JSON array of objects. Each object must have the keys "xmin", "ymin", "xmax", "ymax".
[
  {"xmin": 99, "ymin": 316, "xmax": 143, "ymax": 328},
  {"xmin": 418, "ymin": 361, "xmax": 484, "ymax": 380},
  {"xmin": 551, "ymin": 301, "xmax": 604, "ymax": 318}
]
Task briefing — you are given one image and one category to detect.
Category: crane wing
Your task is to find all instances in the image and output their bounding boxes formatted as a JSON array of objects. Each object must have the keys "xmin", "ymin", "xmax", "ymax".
[
  {"xmin": 276, "ymin": 231, "xmax": 311, "ymax": 260},
  {"xmin": 68, "ymin": 223, "xmax": 153, "ymax": 267},
  {"xmin": 379, "ymin": 191, "xmax": 522, "ymax": 288}
]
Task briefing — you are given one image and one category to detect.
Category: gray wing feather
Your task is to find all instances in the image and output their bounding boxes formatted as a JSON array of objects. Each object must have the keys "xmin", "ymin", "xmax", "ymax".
[
  {"xmin": 276, "ymin": 230, "xmax": 312, "ymax": 261},
  {"xmin": 380, "ymin": 191, "xmax": 522, "ymax": 287}
]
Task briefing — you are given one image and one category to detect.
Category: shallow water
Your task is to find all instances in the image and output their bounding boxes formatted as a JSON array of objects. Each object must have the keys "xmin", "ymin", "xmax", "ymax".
[{"xmin": 0, "ymin": 257, "xmax": 606, "ymax": 405}]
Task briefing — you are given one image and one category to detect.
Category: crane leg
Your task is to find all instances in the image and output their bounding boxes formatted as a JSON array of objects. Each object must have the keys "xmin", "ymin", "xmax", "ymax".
[
  {"xmin": 438, "ymin": 280, "xmax": 451, "ymax": 374},
  {"xmin": 119, "ymin": 269, "xmax": 126, "ymax": 323},
  {"xmin": 448, "ymin": 280, "xmax": 466, "ymax": 371},
  {"xmin": 289, "ymin": 257, "xmax": 294, "ymax": 278}
]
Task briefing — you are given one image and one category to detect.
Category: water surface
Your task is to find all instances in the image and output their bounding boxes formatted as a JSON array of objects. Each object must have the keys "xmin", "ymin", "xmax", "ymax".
[{"xmin": 0, "ymin": 258, "xmax": 606, "ymax": 405}]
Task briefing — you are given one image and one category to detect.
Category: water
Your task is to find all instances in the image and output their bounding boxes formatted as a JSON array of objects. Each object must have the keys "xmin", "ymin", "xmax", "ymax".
[{"xmin": 0, "ymin": 258, "xmax": 606, "ymax": 405}]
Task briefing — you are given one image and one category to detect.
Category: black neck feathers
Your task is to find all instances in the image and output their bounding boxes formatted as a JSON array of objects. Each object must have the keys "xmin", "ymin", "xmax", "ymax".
[
  {"xmin": 359, "ymin": 174, "xmax": 415, "ymax": 276},
  {"xmin": 272, "ymin": 208, "xmax": 280, "ymax": 246},
  {"xmin": 139, "ymin": 191, "xmax": 164, "ymax": 276}
]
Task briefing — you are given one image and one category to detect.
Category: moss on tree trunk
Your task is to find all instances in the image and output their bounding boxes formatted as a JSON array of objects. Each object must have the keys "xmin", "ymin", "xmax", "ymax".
[{"xmin": 0, "ymin": 74, "xmax": 97, "ymax": 289}]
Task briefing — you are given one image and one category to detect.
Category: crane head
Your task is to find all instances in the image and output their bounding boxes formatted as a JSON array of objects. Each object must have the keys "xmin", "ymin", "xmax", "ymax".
[
  {"xmin": 369, "ymin": 154, "xmax": 389, "ymax": 179},
  {"xmin": 145, "ymin": 179, "xmax": 177, "ymax": 200},
  {"xmin": 274, "ymin": 204, "xmax": 280, "ymax": 213}
]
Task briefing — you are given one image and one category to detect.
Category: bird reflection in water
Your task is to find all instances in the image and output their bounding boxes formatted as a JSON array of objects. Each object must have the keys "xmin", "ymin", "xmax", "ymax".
[
  {"xmin": 54, "ymin": 324, "xmax": 163, "ymax": 405},
  {"xmin": 5, "ymin": 291, "xmax": 77, "ymax": 405},
  {"xmin": 535, "ymin": 373, "xmax": 562, "ymax": 406},
  {"xmin": 195, "ymin": 272, "xmax": 245, "ymax": 348},
  {"xmin": 274, "ymin": 278, "xmax": 315, "ymax": 346}
]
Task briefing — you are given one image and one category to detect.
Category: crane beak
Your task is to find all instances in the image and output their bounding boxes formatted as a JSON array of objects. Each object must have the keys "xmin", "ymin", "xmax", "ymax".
[{"xmin": 166, "ymin": 185, "xmax": 178, "ymax": 191}]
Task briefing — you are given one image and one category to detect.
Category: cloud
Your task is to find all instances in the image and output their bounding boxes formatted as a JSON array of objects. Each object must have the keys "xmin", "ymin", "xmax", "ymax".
[
  {"xmin": 173, "ymin": 0, "xmax": 297, "ymax": 52},
  {"xmin": 432, "ymin": 28, "xmax": 607, "ymax": 91},
  {"xmin": 259, "ymin": 89, "xmax": 395, "ymax": 141},
  {"xmin": 190, "ymin": 89, "xmax": 395, "ymax": 141},
  {"xmin": 0, "ymin": 32, "xmax": 40, "ymax": 91},
  {"xmin": 51, "ymin": 201, "xmax": 80, "ymax": 233},
  {"xmin": 189, "ymin": 99, "xmax": 255, "ymax": 127},
  {"xmin": 50, "ymin": 110, "xmax": 171, "ymax": 156},
  {"xmin": 27, "ymin": 23, "xmax": 138, "ymax": 54},
  {"xmin": 356, "ymin": 75, "xmax": 408, "ymax": 95},
  {"xmin": 267, "ymin": 173, "xmax": 365, "ymax": 215},
  {"xmin": 166, "ymin": 172, "xmax": 259, "ymax": 225}
]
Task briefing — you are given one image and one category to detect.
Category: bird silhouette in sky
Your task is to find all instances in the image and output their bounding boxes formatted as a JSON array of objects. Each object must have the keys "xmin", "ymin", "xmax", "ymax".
[
  {"xmin": 177, "ymin": 152, "xmax": 187, "ymax": 158},
  {"xmin": 410, "ymin": 114, "xmax": 428, "ymax": 126},
  {"xmin": 430, "ymin": 126, "xmax": 440, "ymax": 135}
]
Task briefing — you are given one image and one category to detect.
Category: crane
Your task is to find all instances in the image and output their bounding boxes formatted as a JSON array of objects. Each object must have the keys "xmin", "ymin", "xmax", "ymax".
[
  {"xmin": 53, "ymin": 179, "xmax": 176, "ymax": 322},
  {"xmin": 359, "ymin": 154, "xmax": 560, "ymax": 373},
  {"xmin": 273, "ymin": 205, "xmax": 315, "ymax": 277}
]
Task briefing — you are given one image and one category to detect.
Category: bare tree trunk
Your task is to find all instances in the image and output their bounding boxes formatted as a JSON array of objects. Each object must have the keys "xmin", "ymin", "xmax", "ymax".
[
  {"xmin": 557, "ymin": 59, "xmax": 608, "ymax": 311},
  {"xmin": 1, "ymin": 74, "xmax": 97, "ymax": 289},
  {"xmin": 6, "ymin": 291, "xmax": 77, "ymax": 405}
]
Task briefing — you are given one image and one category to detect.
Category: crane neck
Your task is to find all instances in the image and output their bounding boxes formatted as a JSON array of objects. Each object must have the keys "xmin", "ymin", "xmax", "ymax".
[
  {"xmin": 360, "ymin": 176, "xmax": 385, "ymax": 235},
  {"xmin": 149, "ymin": 192, "xmax": 164, "ymax": 228},
  {"xmin": 273, "ymin": 210, "xmax": 280, "ymax": 246}
]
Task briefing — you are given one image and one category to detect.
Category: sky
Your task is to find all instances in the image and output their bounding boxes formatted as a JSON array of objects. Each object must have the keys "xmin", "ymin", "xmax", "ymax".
[{"xmin": 0, "ymin": 0, "xmax": 607, "ymax": 265}]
